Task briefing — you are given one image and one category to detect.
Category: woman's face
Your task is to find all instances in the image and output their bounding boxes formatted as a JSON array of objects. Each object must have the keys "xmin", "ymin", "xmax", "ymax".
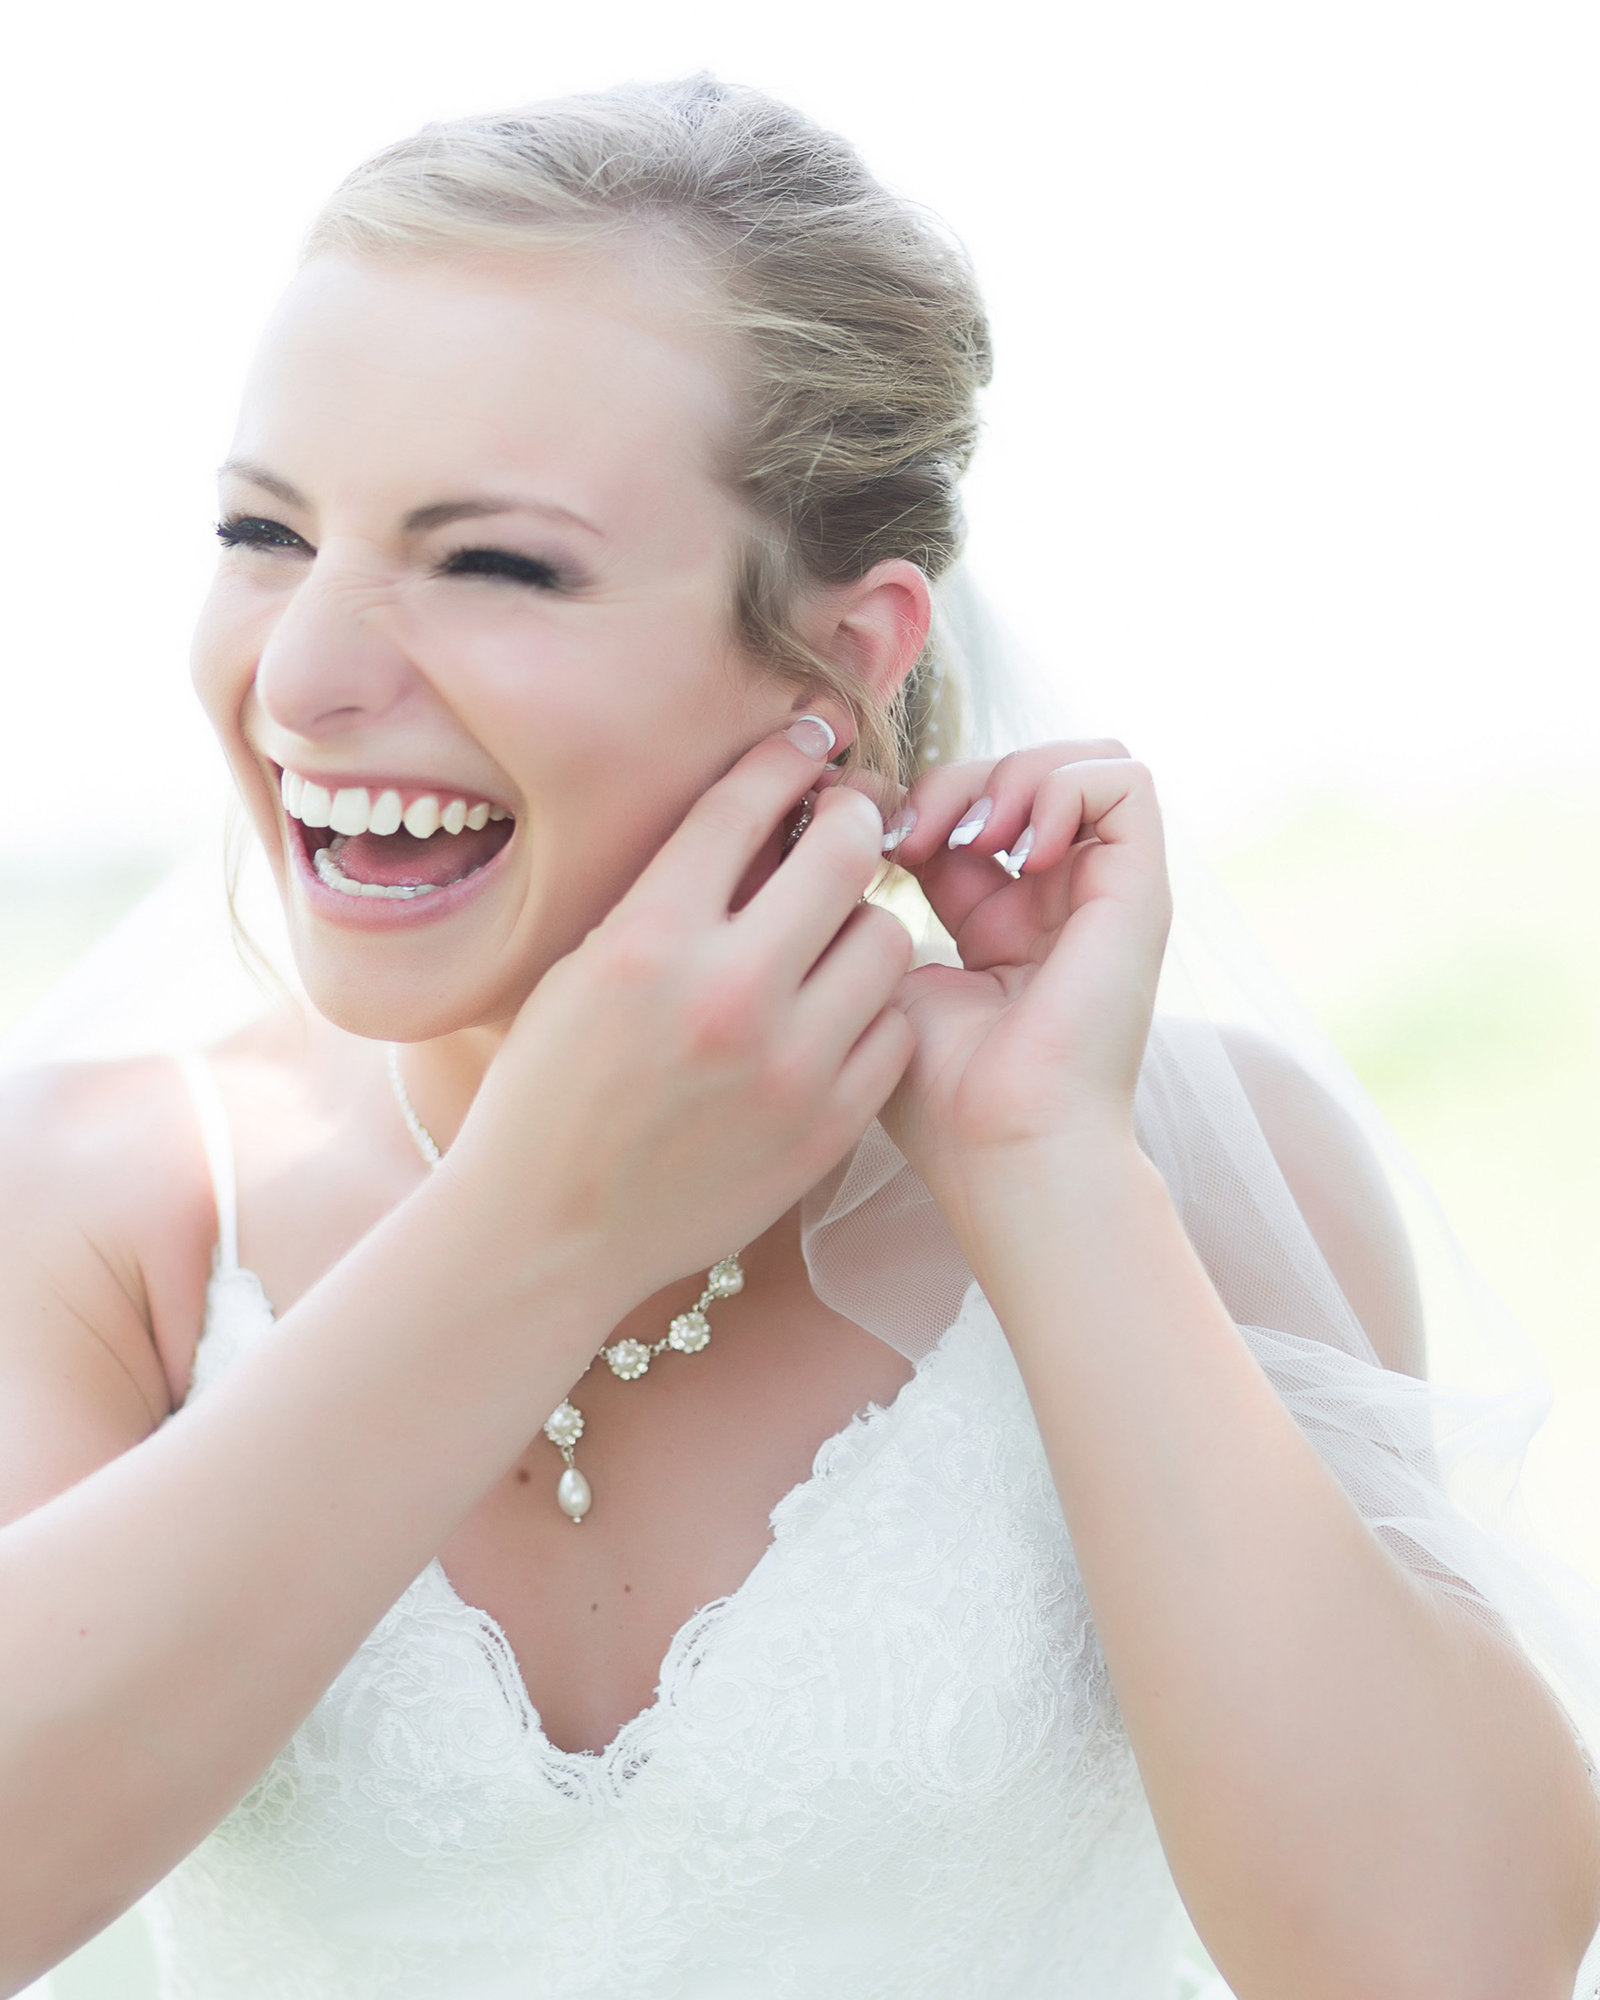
[{"xmin": 194, "ymin": 251, "xmax": 811, "ymax": 1039}]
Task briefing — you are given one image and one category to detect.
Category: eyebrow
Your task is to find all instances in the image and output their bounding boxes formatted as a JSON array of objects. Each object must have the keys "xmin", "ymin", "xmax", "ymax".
[{"xmin": 217, "ymin": 459, "xmax": 604, "ymax": 538}]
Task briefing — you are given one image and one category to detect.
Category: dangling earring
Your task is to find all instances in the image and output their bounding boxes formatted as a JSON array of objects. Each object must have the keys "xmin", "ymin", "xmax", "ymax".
[{"xmin": 782, "ymin": 793, "xmax": 814, "ymax": 856}]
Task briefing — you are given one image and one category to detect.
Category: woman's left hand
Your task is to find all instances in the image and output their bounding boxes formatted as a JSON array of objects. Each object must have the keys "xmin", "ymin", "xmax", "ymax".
[{"xmin": 876, "ymin": 741, "xmax": 1171, "ymax": 1207}]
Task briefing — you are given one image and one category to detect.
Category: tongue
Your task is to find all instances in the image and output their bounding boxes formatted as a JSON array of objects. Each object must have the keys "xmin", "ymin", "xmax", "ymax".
[{"xmin": 332, "ymin": 821, "xmax": 513, "ymax": 888}]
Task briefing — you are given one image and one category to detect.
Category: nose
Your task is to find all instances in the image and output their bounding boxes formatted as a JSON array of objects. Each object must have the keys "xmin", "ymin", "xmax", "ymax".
[{"xmin": 253, "ymin": 545, "xmax": 420, "ymax": 743}]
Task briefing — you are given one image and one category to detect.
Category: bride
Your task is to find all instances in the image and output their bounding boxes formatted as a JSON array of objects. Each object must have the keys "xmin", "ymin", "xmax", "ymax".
[{"xmin": 2, "ymin": 74, "xmax": 1598, "ymax": 2000}]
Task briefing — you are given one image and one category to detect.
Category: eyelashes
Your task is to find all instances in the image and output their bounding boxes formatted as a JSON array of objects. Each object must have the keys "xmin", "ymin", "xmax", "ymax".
[
  {"xmin": 214, "ymin": 515, "xmax": 574, "ymax": 592},
  {"xmin": 437, "ymin": 547, "xmax": 568, "ymax": 590},
  {"xmin": 216, "ymin": 515, "xmax": 307, "ymax": 553}
]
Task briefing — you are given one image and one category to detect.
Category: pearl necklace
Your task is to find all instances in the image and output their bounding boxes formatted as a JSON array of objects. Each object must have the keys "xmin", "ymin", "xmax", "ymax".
[{"xmin": 383, "ymin": 1043, "xmax": 745, "ymax": 1523}]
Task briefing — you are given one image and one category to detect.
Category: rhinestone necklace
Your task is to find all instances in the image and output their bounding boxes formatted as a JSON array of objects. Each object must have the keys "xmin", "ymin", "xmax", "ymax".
[{"xmin": 384, "ymin": 1042, "xmax": 745, "ymax": 1524}]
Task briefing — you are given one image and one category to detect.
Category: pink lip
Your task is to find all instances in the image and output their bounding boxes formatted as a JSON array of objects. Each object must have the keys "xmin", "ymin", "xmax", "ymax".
[{"xmin": 283, "ymin": 804, "xmax": 517, "ymax": 932}]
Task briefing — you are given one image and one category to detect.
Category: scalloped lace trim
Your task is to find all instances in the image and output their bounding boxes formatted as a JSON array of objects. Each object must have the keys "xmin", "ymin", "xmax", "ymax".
[{"xmin": 145, "ymin": 1268, "xmax": 1194, "ymax": 1999}]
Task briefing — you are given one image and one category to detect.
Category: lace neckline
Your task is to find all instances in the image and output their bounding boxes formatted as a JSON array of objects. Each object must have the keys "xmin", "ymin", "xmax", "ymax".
[{"xmin": 211, "ymin": 1258, "xmax": 962, "ymax": 1778}]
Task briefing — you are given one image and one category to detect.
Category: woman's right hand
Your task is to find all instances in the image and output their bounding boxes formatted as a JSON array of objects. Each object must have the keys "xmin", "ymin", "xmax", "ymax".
[
  {"xmin": 0, "ymin": 722, "xmax": 911, "ymax": 1974},
  {"xmin": 440, "ymin": 723, "xmax": 915, "ymax": 1313}
]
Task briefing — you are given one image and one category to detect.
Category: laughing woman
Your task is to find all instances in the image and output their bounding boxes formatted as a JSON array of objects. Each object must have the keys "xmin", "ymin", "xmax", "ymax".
[{"xmin": 1, "ymin": 77, "xmax": 1598, "ymax": 2000}]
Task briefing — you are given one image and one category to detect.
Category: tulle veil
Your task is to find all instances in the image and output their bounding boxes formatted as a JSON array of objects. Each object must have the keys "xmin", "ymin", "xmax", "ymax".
[{"xmin": 4, "ymin": 571, "xmax": 1599, "ymax": 1999}]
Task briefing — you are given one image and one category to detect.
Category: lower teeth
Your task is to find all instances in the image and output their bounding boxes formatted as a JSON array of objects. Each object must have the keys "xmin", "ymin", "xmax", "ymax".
[{"xmin": 314, "ymin": 837, "xmax": 440, "ymax": 900}]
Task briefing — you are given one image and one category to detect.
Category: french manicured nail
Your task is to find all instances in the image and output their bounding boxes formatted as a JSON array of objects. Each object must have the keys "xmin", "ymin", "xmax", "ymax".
[
  {"xmin": 782, "ymin": 714, "xmax": 837, "ymax": 760},
  {"xmin": 1004, "ymin": 825, "xmax": 1035, "ymax": 872},
  {"xmin": 946, "ymin": 796, "xmax": 993, "ymax": 848},
  {"xmin": 881, "ymin": 806, "xmax": 917, "ymax": 853}
]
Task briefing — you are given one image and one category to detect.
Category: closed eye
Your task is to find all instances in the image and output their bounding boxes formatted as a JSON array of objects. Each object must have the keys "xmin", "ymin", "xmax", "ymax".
[
  {"xmin": 214, "ymin": 519, "xmax": 575, "ymax": 590},
  {"xmin": 216, "ymin": 514, "xmax": 310, "ymax": 554},
  {"xmin": 437, "ymin": 547, "xmax": 571, "ymax": 590}
]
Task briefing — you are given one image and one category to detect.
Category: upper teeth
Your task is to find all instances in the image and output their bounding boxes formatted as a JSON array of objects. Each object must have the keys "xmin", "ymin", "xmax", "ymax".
[{"xmin": 279, "ymin": 769, "xmax": 509, "ymax": 838}]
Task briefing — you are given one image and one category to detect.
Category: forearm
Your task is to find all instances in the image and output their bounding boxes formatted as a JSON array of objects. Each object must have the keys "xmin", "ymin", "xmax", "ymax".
[
  {"xmin": 956, "ymin": 1140, "xmax": 1600, "ymax": 2000},
  {"xmin": 0, "ymin": 1171, "xmax": 604, "ymax": 1981}
]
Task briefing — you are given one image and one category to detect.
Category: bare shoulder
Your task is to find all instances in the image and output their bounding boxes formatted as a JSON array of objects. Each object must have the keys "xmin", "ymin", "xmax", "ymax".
[
  {"xmin": 0, "ymin": 1000, "xmax": 341, "ymax": 1527},
  {"xmin": 0, "ymin": 1004, "xmax": 426, "ymax": 1529},
  {"xmin": 0, "ymin": 1050, "xmax": 225, "ymax": 1528},
  {"xmin": 1150, "ymin": 1018, "xmax": 1426, "ymax": 1376},
  {"xmin": 0, "ymin": 1052, "xmax": 220, "ymax": 1424}
]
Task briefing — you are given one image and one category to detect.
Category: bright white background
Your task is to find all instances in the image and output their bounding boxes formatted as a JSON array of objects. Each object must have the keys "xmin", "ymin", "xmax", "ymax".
[{"xmin": 2, "ymin": 0, "xmax": 1596, "ymax": 860}]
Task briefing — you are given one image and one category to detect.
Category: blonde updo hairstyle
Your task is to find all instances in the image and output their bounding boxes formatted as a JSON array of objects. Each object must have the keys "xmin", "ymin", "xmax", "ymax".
[{"xmin": 303, "ymin": 74, "xmax": 993, "ymax": 796}]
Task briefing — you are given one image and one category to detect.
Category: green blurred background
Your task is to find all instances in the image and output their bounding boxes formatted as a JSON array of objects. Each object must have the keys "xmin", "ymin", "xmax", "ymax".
[{"xmin": 8, "ymin": 789, "xmax": 1599, "ymax": 1995}]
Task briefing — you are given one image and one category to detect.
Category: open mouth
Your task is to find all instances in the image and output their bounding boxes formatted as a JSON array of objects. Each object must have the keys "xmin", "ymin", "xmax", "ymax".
[{"xmin": 279, "ymin": 767, "xmax": 516, "ymax": 902}]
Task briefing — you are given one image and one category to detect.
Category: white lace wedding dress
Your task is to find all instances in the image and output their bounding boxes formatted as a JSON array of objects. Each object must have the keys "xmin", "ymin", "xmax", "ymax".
[{"xmin": 135, "ymin": 1058, "xmax": 1208, "ymax": 1999}]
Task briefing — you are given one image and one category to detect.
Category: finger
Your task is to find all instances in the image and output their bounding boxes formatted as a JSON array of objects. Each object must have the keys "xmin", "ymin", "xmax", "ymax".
[
  {"xmin": 887, "ymin": 741, "xmax": 1132, "ymax": 871},
  {"xmin": 629, "ymin": 716, "xmax": 841, "ymax": 916},
  {"xmin": 735, "ymin": 784, "xmax": 887, "ymax": 981},
  {"xmin": 1016, "ymin": 761, "xmax": 1171, "ymax": 1028},
  {"xmin": 1012, "ymin": 757, "xmax": 1162, "ymax": 880},
  {"xmin": 792, "ymin": 902, "xmax": 914, "ymax": 1069},
  {"xmin": 824, "ymin": 1001, "xmax": 916, "ymax": 1132},
  {"xmin": 899, "ymin": 754, "xmax": 1161, "ymax": 949}
]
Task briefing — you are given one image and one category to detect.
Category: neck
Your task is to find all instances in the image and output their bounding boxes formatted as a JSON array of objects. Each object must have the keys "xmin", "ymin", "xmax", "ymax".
[
  {"xmin": 387, "ymin": 1018, "xmax": 820, "ymax": 1309},
  {"xmin": 396, "ymin": 1020, "xmax": 512, "ymax": 1154}
]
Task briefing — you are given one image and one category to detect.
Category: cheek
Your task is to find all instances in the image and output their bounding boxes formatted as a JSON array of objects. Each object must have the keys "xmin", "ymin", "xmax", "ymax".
[
  {"xmin": 190, "ymin": 579, "xmax": 270, "ymax": 738},
  {"xmin": 189, "ymin": 584, "xmax": 290, "ymax": 859},
  {"xmin": 419, "ymin": 604, "xmax": 762, "ymax": 802}
]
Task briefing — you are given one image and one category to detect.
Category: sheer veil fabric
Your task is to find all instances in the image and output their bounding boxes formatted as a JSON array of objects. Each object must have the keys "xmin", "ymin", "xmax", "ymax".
[{"xmin": 6, "ymin": 575, "xmax": 1600, "ymax": 1995}]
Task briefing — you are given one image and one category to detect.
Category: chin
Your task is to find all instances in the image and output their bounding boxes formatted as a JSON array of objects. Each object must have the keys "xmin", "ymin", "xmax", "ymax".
[
  {"xmin": 297, "ymin": 934, "xmax": 566, "ymax": 1044},
  {"xmin": 257, "ymin": 777, "xmax": 568, "ymax": 1041},
  {"xmin": 252, "ymin": 754, "xmax": 669, "ymax": 1043},
  {"xmin": 276, "ymin": 878, "xmax": 565, "ymax": 1045}
]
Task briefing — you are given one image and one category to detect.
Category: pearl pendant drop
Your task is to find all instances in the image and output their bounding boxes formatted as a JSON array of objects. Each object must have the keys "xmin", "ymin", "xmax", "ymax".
[
  {"xmin": 541, "ymin": 1250, "xmax": 746, "ymax": 1521},
  {"xmin": 383, "ymin": 1042, "xmax": 749, "ymax": 1527},
  {"xmin": 557, "ymin": 1465, "xmax": 592, "ymax": 1522}
]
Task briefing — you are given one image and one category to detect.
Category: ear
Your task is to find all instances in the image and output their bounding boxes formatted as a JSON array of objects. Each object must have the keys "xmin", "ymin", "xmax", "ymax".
[
  {"xmin": 787, "ymin": 560, "xmax": 932, "ymax": 754},
  {"xmin": 821, "ymin": 559, "xmax": 933, "ymax": 706}
]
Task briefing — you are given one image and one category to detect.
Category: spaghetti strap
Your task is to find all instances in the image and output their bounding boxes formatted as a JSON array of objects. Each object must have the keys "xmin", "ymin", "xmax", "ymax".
[{"xmin": 174, "ymin": 1051, "xmax": 240, "ymax": 1276}]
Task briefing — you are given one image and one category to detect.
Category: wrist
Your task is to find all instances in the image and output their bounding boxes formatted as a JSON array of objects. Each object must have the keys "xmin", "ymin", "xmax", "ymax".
[
  {"xmin": 939, "ymin": 1130, "xmax": 1169, "ymax": 1277},
  {"xmin": 398, "ymin": 1154, "xmax": 631, "ymax": 1350}
]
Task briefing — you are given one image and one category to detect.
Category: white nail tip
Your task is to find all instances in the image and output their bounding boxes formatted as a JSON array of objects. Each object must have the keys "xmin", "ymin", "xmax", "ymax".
[
  {"xmin": 784, "ymin": 714, "xmax": 837, "ymax": 758},
  {"xmin": 947, "ymin": 798, "xmax": 993, "ymax": 849},
  {"xmin": 881, "ymin": 809, "xmax": 917, "ymax": 854}
]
